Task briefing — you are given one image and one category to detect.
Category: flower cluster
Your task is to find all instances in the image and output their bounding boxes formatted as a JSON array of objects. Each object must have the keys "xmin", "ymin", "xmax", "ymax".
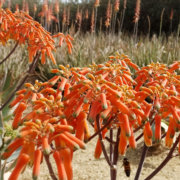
[
  {"xmin": 0, "ymin": 8, "xmax": 73, "ymax": 64},
  {"xmin": 50, "ymin": 53, "xmax": 143, "ymax": 157},
  {"xmin": 3, "ymin": 78, "xmax": 86, "ymax": 180},
  {"xmin": 94, "ymin": 0, "xmax": 100, "ymax": 7},
  {"xmin": 5, "ymin": 47, "xmax": 180, "ymax": 179},
  {"xmin": 105, "ymin": 1, "xmax": 111, "ymax": 28},
  {"xmin": 135, "ymin": 61, "xmax": 180, "ymax": 149},
  {"xmin": 114, "ymin": 0, "xmax": 120, "ymax": 12}
]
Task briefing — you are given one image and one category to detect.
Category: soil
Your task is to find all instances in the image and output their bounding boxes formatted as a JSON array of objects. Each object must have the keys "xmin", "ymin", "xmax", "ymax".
[{"xmin": 19, "ymin": 126, "xmax": 180, "ymax": 180}]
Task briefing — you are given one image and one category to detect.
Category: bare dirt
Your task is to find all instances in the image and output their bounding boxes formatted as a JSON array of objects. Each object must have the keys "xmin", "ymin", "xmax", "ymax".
[{"xmin": 19, "ymin": 126, "xmax": 180, "ymax": 180}]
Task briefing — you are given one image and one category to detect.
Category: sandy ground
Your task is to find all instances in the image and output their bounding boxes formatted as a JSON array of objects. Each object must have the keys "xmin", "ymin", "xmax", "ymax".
[{"xmin": 19, "ymin": 126, "xmax": 180, "ymax": 180}]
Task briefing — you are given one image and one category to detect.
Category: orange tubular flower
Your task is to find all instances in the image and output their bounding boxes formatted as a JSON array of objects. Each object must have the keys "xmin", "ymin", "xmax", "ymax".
[
  {"xmin": 64, "ymin": 98, "xmax": 78, "ymax": 118},
  {"xmin": 132, "ymin": 109, "xmax": 148, "ymax": 124},
  {"xmin": 118, "ymin": 113, "xmax": 131, "ymax": 137},
  {"xmin": 12, "ymin": 112, "xmax": 23, "ymax": 130},
  {"xmin": 88, "ymin": 100, "xmax": 99, "ymax": 123},
  {"xmin": 73, "ymin": 97, "xmax": 84, "ymax": 118},
  {"xmin": 109, "ymin": 96, "xmax": 136, "ymax": 120},
  {"xmin": 84, "ymin": 90, "xmax": 93, "ymax": 103},
  {"xmin": 129, "ymin": 123, "xmax": 137, "ymax": 149},
  {"xmin": 127, "ymin": 61, "xmax": 140, "ymax": 71},
  {"xmin": 60, "ymin": 147, "xmax": 73, "ymax": 180},
  {"xmin": 105, "ymin": 84, "xmax": 121, "ymax": 98},
  {"xmin": 135, "ymin": 81, "xmax": 143, "ymax": 91},
  {"xmin": 15, "ymin": 89, "xmax": 27, "ymax": 95},
  {"xmin": 101, "ymin": 105, "xmax": 112, "ymax": 119},
  {"xmin": 118, "ymin": 133, "xmax": 127, "ymax": 155},
  {"xmin": 53, "ymin": 151, "xmax": 68, "ymax": 180},
  {"xmin": 63, "ymin": 131, "xmax": 86, "ymax": 150},
  {"xmin": 17, "ymin": 129, "xmax": 34, "ymax": 138},
  {"xmin": 84, "ymin": 119, "xmax": 91, "ymax": 139},
  {"xmin": 41, "ymin": 49, "xmax": 46, "ymax": 64},
  {"xmin": 47, "ymin": 76, "xmax": 60, "ymax": 86},
  {"xmin": 5, "ymin": 138, "xmax": 24, "ymax": 153},
  {"xmin": 130, "ymin": 101, "xmax": 141, "ymax": 109},
  {"xmin": 63, "ymin": 89, "xmax": 79, "ymax": 101},
  {"xmin": 161, "ymin": 109, "xmax": 171, "ymax": 119},
  {"xmin": 58, "ymin": 134, "xmax": 80, "ymax": 150},
  {"xmin": 70, "ymin": 84, "xmax": 83, "ymax": 91},
  {"xmin": 58, "ymin": 78, "xmax": 67, "ymax": 91},
  {"xmin": 137, "ymin": 115, "xmax": 142, "ymax": 126},
  {"xmin": 171, "ymin": 96, "xmax": 180, "ymax": 107},
  {"xmin": 137, "ymin": 92, "xmax": 149, "ymax": 103},
  {"xmin": 9, "ymin": 94, "xmax": 24, "ymax": 108},
  {"xmin": 144, "ymin": 122, "xmax": 153, "ymax": 139},
  {"xmin": 42, "ymin": 136, "xmax": 51, "ymax": 154},
  {"xmin": 100, "ymin": 93, "xmax": 108, "ymax": 109},
  {"xmin": 154, "ymin": 97, "xmax": 161, "ymax": 110},
  {"xmin": 8, "ymin": 154, "xmax": 30, "ymax": 180},
  {"xmin": 56, "ymin": 125, "xmax": 73, "ymax": 132},
  {"xmin": 75, "ymin": 112, "xmax": 87, "ymax": 141},
  {"xmin": 143, "ymin": 128, "xmax": 152, "ymax": 147},
  {"xmin": 169, "ymin": 105, "xmax": 180, "ymax": 124}
]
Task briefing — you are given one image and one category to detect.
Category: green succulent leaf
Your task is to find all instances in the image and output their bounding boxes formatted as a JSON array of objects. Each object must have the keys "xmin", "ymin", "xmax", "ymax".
[
  {"xmin": 0, "ymin": 159, "xmax": 7, "ymax": 180},
  {"xmin": 5, "ymin": 158, "xmax": 18, "ymax": 173},
  {"xmin": 2, "ymin": 71, "xmax": 13, "ymax": 92},
  {"xmin": 2, "ymin": 114, "xmax": 13, "ymax": 122},
  {"xmin": 0, "ymin": 111, "xmax": 3, "ymax": 148}
]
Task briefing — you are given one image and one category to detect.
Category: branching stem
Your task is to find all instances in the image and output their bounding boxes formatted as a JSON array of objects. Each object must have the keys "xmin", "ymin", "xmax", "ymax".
[
  {"xmin": 96, "ymin": 114, "xmax": 114, "ymax": 168},
  {"xmin": 0, "ymin": 53, "xmax": 40, "ymax": 111},
  {"xmin": 144, "ymin": 135, "xmax": 180, "ymax": 180},
  {"xmin": 0, "ymin": 42, "xmax": 18, "ymax": 65},
  {"xmin": 44, "ymin": 154, "xmax": 58, "ymax": 180},
  {"xmin": 87, "ymin": 116, "xmax": 116, "ymax": 142}
]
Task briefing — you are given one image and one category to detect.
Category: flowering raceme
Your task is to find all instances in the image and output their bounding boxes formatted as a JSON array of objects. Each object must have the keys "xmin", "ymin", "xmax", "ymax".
[
  {"xmin": 0, "ymin": 8, "xmax": 73, "ymax": 64},
  {"xmin": 50, "ymin": 53, "xmax": 144, "ymax": 156},
  {"xmin": 4, "ymin": 46, "xmax": 180, "ymax": 179},
  {"xmin": 4, "ymin": 79, "xmax": 86, "ymax": 180},
  {"xmin": 134, "ymin": 62, "xmax": 180, "ymax": 149}
]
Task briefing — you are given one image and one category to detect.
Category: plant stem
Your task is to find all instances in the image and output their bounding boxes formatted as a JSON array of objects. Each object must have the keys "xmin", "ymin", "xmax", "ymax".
[
  {"xmin": 134, "ymin": 143, "xmax": 149, "ymax": 180},
  {"xmin": 120, "ymin": 9, "xmax": 126, "ymax": 35},
  {"xmin": 110, "ymin": 129, "xmax": 113, "ymax": 179},
  {"xmin": 33, "ymin": 12, "xmax": 36, "ymax": 20},
  {"xmin": 144, "ymin": 135, "xmax": 180, "ymax": 180},
  {"xmin": 170, "ymin": 19, "xmax": 172, "ymax": 34},
  {"xmin": 96, "ymin": 114, "xmax": 114, "ymax": 168},
  {"xmin": 113, "ymin": 13, "xmax": 117, "ymax": 36},
  {"xmin": 105, "ymin": 136, "xmax": 116, "ymax": 145},
  {"xmin": 111, "ymin": 128, "xmax": 120, "ymax": 180},
  {"xmin": 87, "ymin": 116, "xmax": 116, "ymax": 142},
  {"xmin": 0, "ymin": 53, "xmax": 40, "ymax": 111},
  {"xmin": 45, "ymin": 11, "xmax": 47, "ymax": 30},
  {"xmin": 134, "ymin": 111, "xmax": 156, "ymax": 134},
  {"xmin": 147, "ymin": 15, "xmax": 151, "ymax": 38},
  {"xmin": 0, "ymin": 42, "xmax": 18, "ymax": 65},
  {"xmin": 94, "ymin": 7, "xmax": 98, "ymax": 36},
  {"xmin": 44, "ymin": 154, "xmax": 58, "ymax": 180},
  {"xmin": 57, "ymin": 13, "xmax": 60, "ymax": 32},
  {"xmin": 135, "ymin": 21, "xmax": 139, "ymax": 44},
  {"xmin": 159, "ymin": 8, "xmax": 165, "ymax": 37},
  {"xmin": 134, "ymin": 116, "xmax": 154, "ymax": 180}
]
